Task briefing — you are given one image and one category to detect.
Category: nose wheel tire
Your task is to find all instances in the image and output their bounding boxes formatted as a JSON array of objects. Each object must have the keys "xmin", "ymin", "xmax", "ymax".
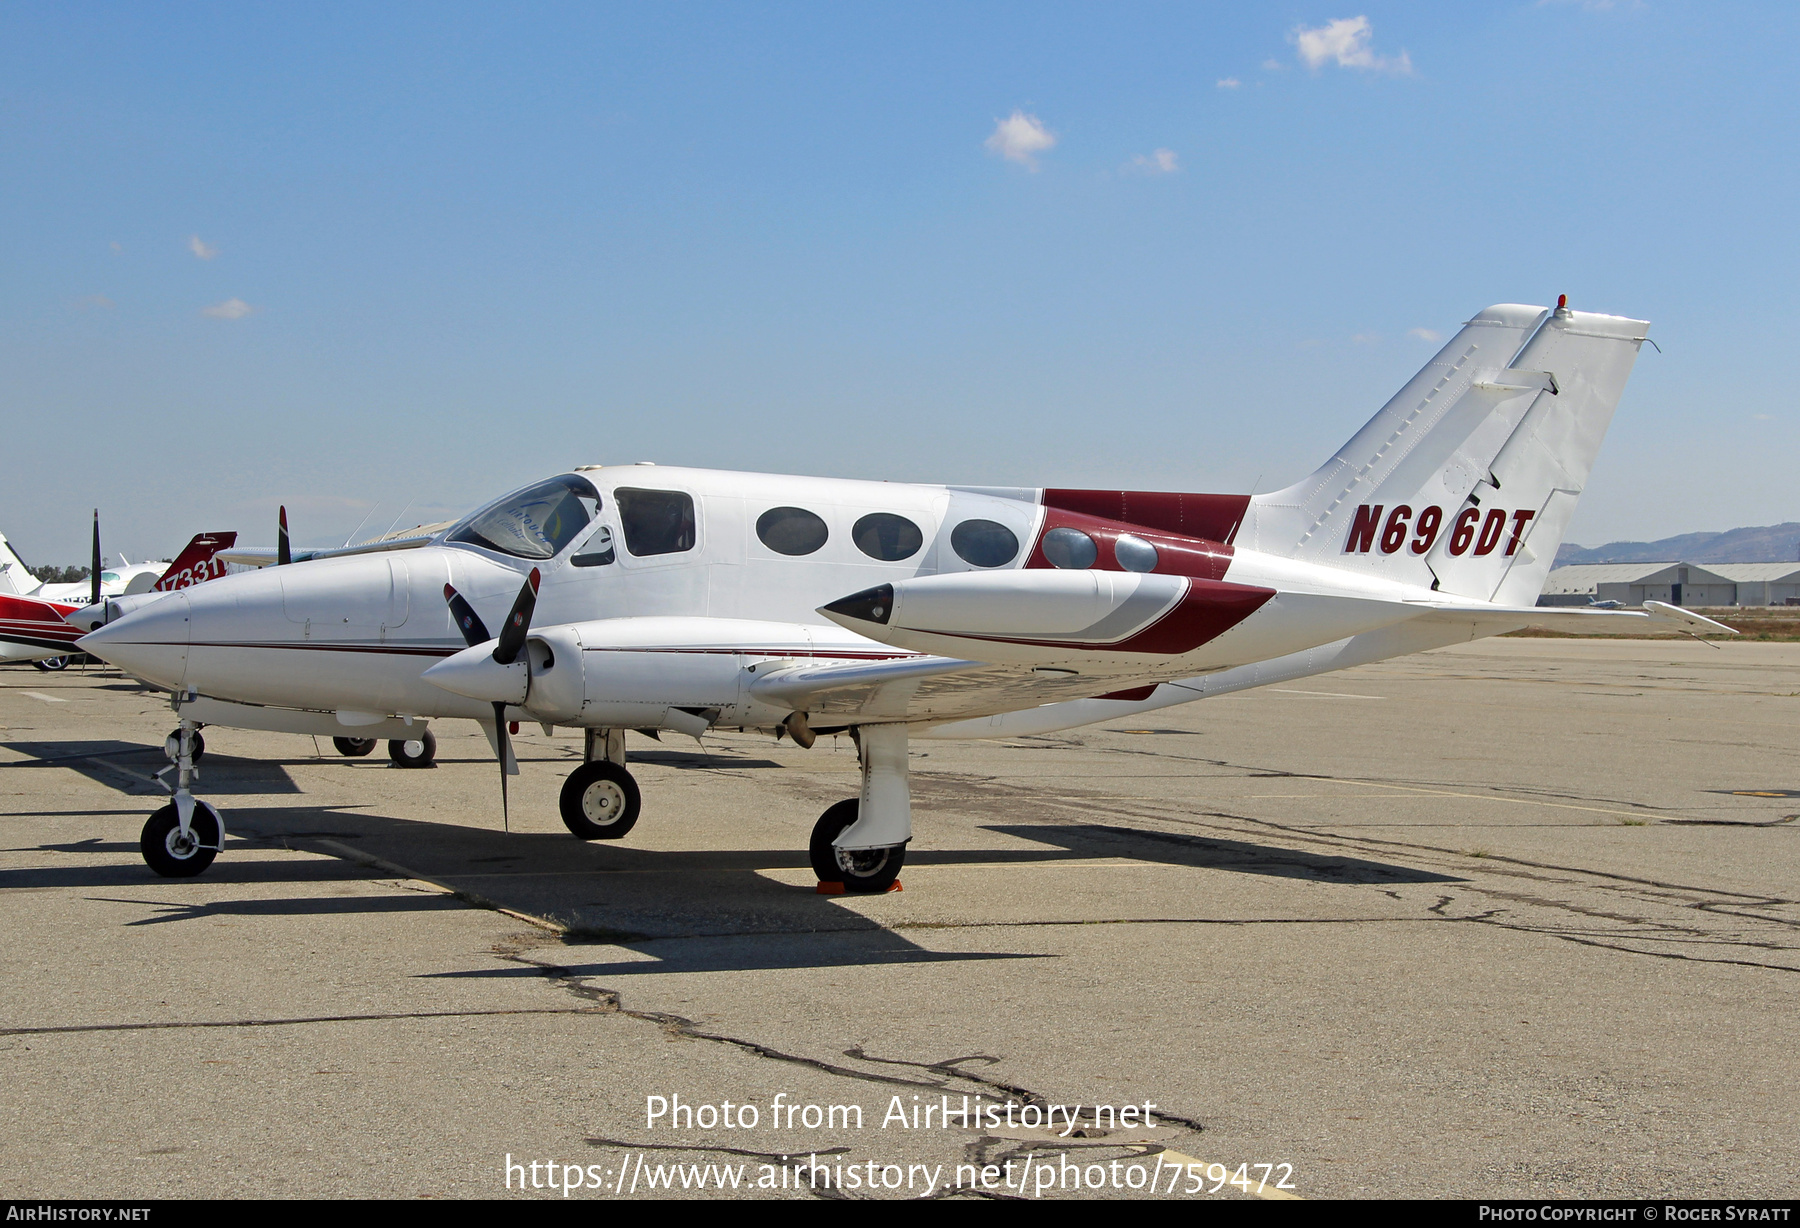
[
  {"xmin": 333, "ymin": 736, "xmax": 377, "ymax": 757},
  {"xmin": 32, "ymin": 656, "xmax": 69, "ymax": 672},
  {"xmin": 141, "ymin": 802, "xmax": 223, "ymax": 878},
  {"xmin": 388, "ymin": 730, "xmax": 437, "ymax": 768},
  {"xmin": 809, "ymin": 799, "xmax": 906, "ymax": 893},
  {"xmin": 559, "ymin": 761, "xmax": 641, "ymax": 839},
  {"xmin": 165, "ymin": 729, "xmax": 206, "ymax": 764}
]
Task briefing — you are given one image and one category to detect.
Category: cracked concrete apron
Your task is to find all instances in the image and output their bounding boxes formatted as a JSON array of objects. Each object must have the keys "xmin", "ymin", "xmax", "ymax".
[{"xmin": 1, "ymin": 638, "xmax": 1796, "ymax": 1199}]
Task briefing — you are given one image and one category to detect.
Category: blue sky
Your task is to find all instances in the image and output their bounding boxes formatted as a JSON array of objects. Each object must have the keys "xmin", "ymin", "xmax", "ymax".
[{"xmin": 4, "ymin": 2, "xmax": 1796, "ymax": 561}]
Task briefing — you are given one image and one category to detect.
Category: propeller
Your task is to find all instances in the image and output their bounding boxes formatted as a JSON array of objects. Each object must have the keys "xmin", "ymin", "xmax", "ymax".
[
  {"xmin": 442, "ymin": 569, "xmax": 540, "ymax": 830},
  {"xmin": 89, "ymin": 511, "xmax": 101, "ymax": 608},
  {"xmin": 277, "ymin": 506, "xmax": 292, "ymax": 566}
]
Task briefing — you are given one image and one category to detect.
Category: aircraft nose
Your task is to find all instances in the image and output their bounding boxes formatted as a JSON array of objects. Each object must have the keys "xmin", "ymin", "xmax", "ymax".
[{"xmin": 78, "ymin": 591, "xmax": 191, "ymax": 690}]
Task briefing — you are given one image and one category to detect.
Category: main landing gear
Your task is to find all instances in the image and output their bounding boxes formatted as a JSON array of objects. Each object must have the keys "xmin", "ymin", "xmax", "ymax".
[
  {"xmin": 560, "ymin": 729, "xmax": 641, "ymax": 839},
  {"xmin": 331, "ymin": 732, "xmax": 435, "ymax": 765},
  {"xmin": 142, "ymin": 716, "xmax": 223, "ymax": 878},
  {"xmin": 388, "ymin": 729, "xmax": 437, "ymax": 768},
  {"xmin": 551, "ymin": 723, "xmax": 911, "ymax": 893},
  {"xmin": 808, "ymin": 723, "xmax": 911, "ymax": 893}
]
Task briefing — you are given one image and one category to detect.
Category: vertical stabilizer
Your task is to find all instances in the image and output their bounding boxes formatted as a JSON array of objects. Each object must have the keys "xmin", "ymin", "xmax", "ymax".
[
  {"xmin": 0, "ymin": 533, "xmax": 43, "ymax": 597},
  {"xmin": 1237, "ymin": 302, "xmax": 1649, "ymax": 602},
  {"xmin": 152, "ymin": 533, "xmax": 238, "ymax": 592}
]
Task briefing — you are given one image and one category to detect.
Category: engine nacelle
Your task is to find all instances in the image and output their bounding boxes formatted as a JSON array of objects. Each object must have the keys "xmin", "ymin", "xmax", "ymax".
[{"xmin": 517, "ymin": 616, "xmax": 823, "ymax": 729}]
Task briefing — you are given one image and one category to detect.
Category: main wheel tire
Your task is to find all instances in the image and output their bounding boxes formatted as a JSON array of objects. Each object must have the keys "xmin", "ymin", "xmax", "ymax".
[
  {"xmin": 809, "ymin": 798, "xmax": 906, "ymax": 893},
  {"xmin": 559, "ymin": 761, "xmax": 642, "ymax": 839},
  {"xmin": 388, "ymin": 729, "xmax": 436, "ymax": 768},
  {"xmin": 141, "ymin": 802, "xmax": 222, "ymax": 878},
  {"xmin": 164, "ymin": 729, "xmax": 206, "ymax": 764},
  {"xmin": 333, "ymin": 736, "xmax": 377, "ymax": 757},
  {"xmin": 32, "ymin": 656, "xmax": 69, "ymax": 672}
]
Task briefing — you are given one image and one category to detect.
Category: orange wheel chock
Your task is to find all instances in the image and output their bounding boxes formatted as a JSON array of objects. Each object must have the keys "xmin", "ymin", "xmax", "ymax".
[{"xmin": 814, "ymin": 880, "xmax": 903, "ymax": 895}]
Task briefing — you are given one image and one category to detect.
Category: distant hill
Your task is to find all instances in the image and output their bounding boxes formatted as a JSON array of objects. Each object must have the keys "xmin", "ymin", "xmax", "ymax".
[{"xmin": 1556, "ymin": 523, "xmax": 1800, "ymax": 566}]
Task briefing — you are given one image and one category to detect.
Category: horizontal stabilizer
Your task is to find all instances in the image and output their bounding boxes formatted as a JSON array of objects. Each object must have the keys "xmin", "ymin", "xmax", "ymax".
[{"xmin": 1644, "ymin": 601, "xmax": 1738, "ymax": 635}]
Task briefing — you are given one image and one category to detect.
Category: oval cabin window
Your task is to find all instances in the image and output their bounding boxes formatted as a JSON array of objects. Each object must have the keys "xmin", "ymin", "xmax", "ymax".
[
  {"xmin": 1114, "ymin": 534, "xmax": 1159, "ymax": 573},
  {"xmin": 852, "ymin": 513, "xmax": 924, "ymax": 562},
  {"xmin": 1041, "ymin": 527, "xmax": 1098, "ymax": 570},
  {"xmin": 755, "ymin": 506, "xmax": 829, "ymax": 556},
  {"xmin": 951, "ymin": 519, "xmax": 1020, "ymax": 568}
]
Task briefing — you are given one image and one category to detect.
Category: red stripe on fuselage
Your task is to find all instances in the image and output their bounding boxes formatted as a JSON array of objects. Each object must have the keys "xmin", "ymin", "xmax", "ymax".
[
  {"xmin": 922, "ymin": 577, "xmax": 1275, "ymax": 656},
  {"xmin": 1042, "ymin": 490, "xmax": 1250, "ymax": 545},
  {"xmin": 1024, "ymin": 509, "xmax": 1236, "ymax": 580}
]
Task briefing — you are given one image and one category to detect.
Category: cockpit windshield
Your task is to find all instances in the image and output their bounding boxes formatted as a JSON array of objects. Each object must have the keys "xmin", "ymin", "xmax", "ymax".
[{"xmin": 448, "ymin": 475, "xmax": 601, "ymax": 560}]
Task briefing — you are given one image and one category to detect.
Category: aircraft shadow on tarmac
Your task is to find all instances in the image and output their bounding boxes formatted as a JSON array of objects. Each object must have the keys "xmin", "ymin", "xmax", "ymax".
[
  {"xmin": 2, "ymin": 787, "xmax": 1452, "ymax": 973},
  {"xmin": 3, "ymin": 739, "xmax": 301, "ymax": 797},
  {"xmin": 427, "ymin": 926, "xmax": 1042, "ymax": 980},
  {"xmin": 89, "ymin": 890, "xmax": 470, "ymax": 927},
  {"xmin": 984, "ymin": 823, "xmax": 1463, "ymax": 886},
  {"xmin": 3, "ymin": 797, "xmax": 1047, "ymax": 975}
]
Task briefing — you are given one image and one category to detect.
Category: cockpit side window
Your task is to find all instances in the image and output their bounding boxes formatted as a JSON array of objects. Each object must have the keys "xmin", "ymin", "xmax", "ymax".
[
  {"xmin": 571, "ymin": 525, "xmax": 616, "ymax": 568},
  {"xmin": 615, "ymin": 489, "xmax": 696, "ymax": 557},
  {"xmin": 448, "ymin": 475, "xmax": 601, "ymax": 560}
]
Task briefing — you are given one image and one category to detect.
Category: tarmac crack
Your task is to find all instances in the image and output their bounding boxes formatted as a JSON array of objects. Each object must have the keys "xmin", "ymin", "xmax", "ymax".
[{"xmin": 501, "ymin": 951, "xmax": 1214, "ymax": 1142}]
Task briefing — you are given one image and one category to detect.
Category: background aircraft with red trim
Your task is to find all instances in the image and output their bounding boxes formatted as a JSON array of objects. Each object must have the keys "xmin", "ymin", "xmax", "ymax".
[{"xmin": 80, "ymin": 300, "xmax": 1733, "ymax": 883}]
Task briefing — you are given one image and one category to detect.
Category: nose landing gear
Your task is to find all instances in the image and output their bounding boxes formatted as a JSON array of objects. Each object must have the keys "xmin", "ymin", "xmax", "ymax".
[
  {"xmin": 560, "ymin": 727, "xmax": 641, "ymax": 839},
  {"xmin": 142, "ymin": 716, "xmax": 224, "ymax": 878},
  {"xmin": 560, "ymin": 761, "xmax": 641, "ymax": 839}
]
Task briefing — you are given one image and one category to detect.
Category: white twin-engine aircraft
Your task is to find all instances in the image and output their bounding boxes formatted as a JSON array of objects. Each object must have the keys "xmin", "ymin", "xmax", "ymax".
[{"xmin": 80, "ymin": 300, "xmax": 1729, "ymax": 886}]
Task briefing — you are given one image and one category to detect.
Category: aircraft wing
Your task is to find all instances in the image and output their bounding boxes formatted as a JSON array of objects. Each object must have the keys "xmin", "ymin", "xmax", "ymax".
[
  {"xmin": 776, "ymin": 589, "xmax": 1738, "ymax": 727},
  {"xmin": 218, "ymin": 531, "xmax": 440, "ymax": 568},
  {"xmin": 749, "ymin": 652, "xmax": 1186, "ymax": 723}
]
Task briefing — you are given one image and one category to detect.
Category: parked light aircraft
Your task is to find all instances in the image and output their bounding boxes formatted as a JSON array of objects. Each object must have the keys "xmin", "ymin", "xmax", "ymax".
[
  {"xmin": 0, "ymin": 523, "xmax": 234, "ymax": 669},
  {"xmin": 80, "ymin": 300, "xmax": 1732, "ymax": 884}
]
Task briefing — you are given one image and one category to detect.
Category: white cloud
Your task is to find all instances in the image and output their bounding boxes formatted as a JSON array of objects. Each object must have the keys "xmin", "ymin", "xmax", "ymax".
[
  {"xmin": 1351, "ymin": 332, "xmax": 1381, "ymax": 344},
  {"xmin": 984, "ymin": 110, "xmax": 1057, "ymax": 170},
  {"xmin": 189, "ymin": 234, "xmax": 219, "ymax": 260},
  {"xmin": 1753, "ymin": 413, "xmax": 1774, "ymax": 421},
  {"xmin": 1408, "ymin": 327, "xmax": 1443, "ymax": 342},
  {"xmin": 1216, "ymin": 77, "xmax": 1241, "ymax": 89},
  {"xmin": 1261, "ymin": 58, "xmax": 1285, "ymax": 71},
  {"xmin": 1126, "ymin": 148, "xmax": 1180, "ymax": 175},
  {"xmin": 1292, "ymin": 16, "xmax": 1412, "ymax": 74},
  {"xmin": 201, "ymin": 298, "xmax": 254, "ymax": 320}
]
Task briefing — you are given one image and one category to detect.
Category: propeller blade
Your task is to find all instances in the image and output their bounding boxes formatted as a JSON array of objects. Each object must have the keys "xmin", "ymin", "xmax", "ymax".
[
  {"xmin": 494, "ymin": 702, "xmax": 510, "ymax": 831},
  {"xmin": 443, "ymin": 584, "xmax": 491, "ymax": 647},
  {"xmin": 277, "ymin": 506, "xmax": 292, "ymax": 567},
  {"xmin": 492, "ymin": 568, "xmax": 541, "ymax": 665},
  {"xmin": 89, "ymin": 511, "xmax": 101, "ymax": 607},
  {"xmin": 446, "ymin": 574, "xmax": 535, "ymax": 831}
]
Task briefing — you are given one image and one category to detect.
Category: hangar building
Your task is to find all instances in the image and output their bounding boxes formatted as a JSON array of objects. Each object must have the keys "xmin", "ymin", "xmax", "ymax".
[{"xmin": 1539, "ymin": 562, "xmax": 1800, "ymax": 607}]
